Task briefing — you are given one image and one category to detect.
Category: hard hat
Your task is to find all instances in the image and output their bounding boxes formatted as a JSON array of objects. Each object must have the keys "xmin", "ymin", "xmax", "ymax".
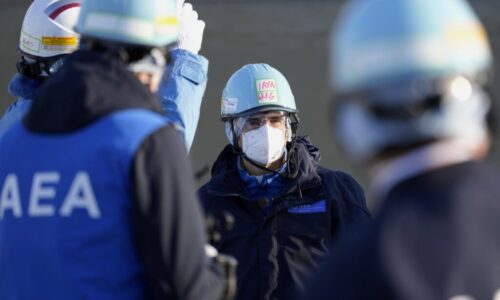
[
  {"xmin": 76, "ymin": 0, "xmax": 179, "ymax": 48},
  {"xmin": 220, "ymin": 64, "xmax": 297, "ymax": 120},
  {"xmin": 331, "ymin": 0, "xmax": 492, "ymax": 94},
  {"xmin": 330, "ymin": 0, "xmax": 493, "ymax": 162},
  {"xmin": 19, "ymin": 0, "xmax": 81, "ymax": 59}
]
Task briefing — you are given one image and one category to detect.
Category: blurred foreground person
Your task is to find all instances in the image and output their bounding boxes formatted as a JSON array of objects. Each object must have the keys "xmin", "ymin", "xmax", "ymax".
[
  {"xmin": 303, "ymin": 0, "xmax": 500, "ymax": 299},
  {"xmin": 199, "ymin": 64, "xmax": 371, "ymax": 300},
  {"xmin": 0, "ymin": 0, "xmax": 227, "ymax": 299},
  {"xmin": 0, "ymin": 0, "xmax": 208, "ymax": 151}
]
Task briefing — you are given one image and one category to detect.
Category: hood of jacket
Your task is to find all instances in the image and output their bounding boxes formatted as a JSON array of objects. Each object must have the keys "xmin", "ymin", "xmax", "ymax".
[
  {"xmin": 24, "ymin": 50, "xmax": 163, "ymax": 133},
  {"xmin": 207, "ymin": 136, "xmax": 323, "ymax": 198}
]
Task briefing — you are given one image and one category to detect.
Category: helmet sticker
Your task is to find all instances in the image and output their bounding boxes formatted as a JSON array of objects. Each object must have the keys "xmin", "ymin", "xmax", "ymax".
[
  {"xmin": 41, "ymin": 36, "xmax": 78, "ymax": 53},
  {"xmin": 20, "ymin": 31, "xmax": 41, "ymax": 54},
  {"xmin": 445, "ymin": 23, "xmax": 489, "ymax": 50},
  {"xmin": 41, "ymin": 36, "xmax": 78, "ymax": 47},
  {"xmin": 256, "ymin": 79, "xmax": 278, "ymax": 103},
  {"xmin": 222, "ymin": 97, "xmax": 238, "ymax": 114},
  {"xmin": 48, "ymin": 2, "xmax": 81, "ymax": 20}
]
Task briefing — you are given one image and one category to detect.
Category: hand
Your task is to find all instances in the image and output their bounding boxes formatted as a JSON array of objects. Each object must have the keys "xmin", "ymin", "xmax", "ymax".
[{"xmin": 177, "ymin": 2, "xmax": 206, "ymax": 55}]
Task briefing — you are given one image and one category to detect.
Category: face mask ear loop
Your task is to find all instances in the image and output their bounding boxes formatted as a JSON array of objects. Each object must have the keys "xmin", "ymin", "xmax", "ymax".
[
  {"xmin": 284, "ymin": 113, "xmax": 300, "ymax": 180},
  {"xmin": 230, "ymin": 119, "xmax": 243, "ymax": 154}
]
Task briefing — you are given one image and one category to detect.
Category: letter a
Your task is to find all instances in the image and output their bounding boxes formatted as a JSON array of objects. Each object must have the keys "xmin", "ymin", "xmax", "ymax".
[
  {"xmin": 60, "ymin": 172, "xmax": 101, "ymax": 219},
  {"xmin": 0, "ymin": 174, "xmax": 22, "ymax": 218}
]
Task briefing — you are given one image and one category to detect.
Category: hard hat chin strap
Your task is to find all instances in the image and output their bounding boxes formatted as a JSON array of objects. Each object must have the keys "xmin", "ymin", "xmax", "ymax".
[
  {"xmin": 16, "ymin": 56, "xmax": 63, "ymax": 80},
  {"xmin": 80, "ymin": 37, "xmax": 173, "ymax": 65},
  {"xmin": 284, "ymin": 113, "xmax": 300, "ymax": 180},
  {"xmin": 242, "ymin": 155, "xmax": 283, "ymax": 175},
  {"xmin": 16, "ymin": 59, "xmax": 44, "ymax": 80}
]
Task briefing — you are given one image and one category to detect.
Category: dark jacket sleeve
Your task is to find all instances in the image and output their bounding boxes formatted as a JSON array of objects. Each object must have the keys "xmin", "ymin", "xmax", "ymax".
[
  {"xmin": 299, "ymin": 225, "xmax": 392, "ymax": 300},
  {"xmin": 334, "ymin": 170, "xmax": 371, "ymax": 221},
  {"xmin": 131, "ymin": 125, "xmax": 224, "ymax": 300},
  {"xmin": 319, "ymin": 168, "xmax": 372, "ymax": 238}
]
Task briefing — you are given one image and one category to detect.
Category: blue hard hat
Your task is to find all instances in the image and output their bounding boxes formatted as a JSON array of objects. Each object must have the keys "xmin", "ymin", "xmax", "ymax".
[
  {"xmin": 76, "ymin": 0, "xmax": 178, "ymax": 48},
  {"xmin": 331, "ymin": 0, "xmax": 492, "ymax": 94},
  {"xmin": 330, "ymin": 0, "xmax": 493, "ymax": 162},
  {"xmin": 220, "ymin": 64, "xmax": 297, "ymax": 120}
]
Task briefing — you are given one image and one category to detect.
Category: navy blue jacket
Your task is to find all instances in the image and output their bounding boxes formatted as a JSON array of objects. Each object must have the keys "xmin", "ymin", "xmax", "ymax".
[
  {"xmin": 199, "ymin": 138, "xmax": 371, "ymax": 300},
  {"xmin": 303, "ymin": 161, "xmax": 500, "ymax": 300}
]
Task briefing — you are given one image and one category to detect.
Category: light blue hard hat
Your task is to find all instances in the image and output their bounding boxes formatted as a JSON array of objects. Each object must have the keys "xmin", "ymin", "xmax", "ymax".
[
  {"xmin": 330, "ymin": 0, "xmax": 493, "ymax": 162},
  {"xmin": 331, "ymin": 0, "xmax": 492, "ymax": 94},
  {"xmin": 76, "ymin": 0, "xmax": 179, "ymax": 48},
  {"xmin": 220, "ymin": 64, "xmax": 297, "ymax": 120}
]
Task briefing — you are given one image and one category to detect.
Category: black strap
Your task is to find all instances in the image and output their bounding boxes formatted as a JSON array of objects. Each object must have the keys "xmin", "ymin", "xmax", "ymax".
[
  {"xmin": 229, "ymin": 113, "xmax": 301, "ymax": 179},
  {"xmin": 16, "ymin": 59, "xmax": 44, "ymax": 80}
]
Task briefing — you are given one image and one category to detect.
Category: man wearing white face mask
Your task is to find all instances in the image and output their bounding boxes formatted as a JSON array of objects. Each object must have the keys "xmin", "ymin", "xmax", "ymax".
[{"xmin": 198, "ymin": 63, "xmax": 371, "ymax": 300}]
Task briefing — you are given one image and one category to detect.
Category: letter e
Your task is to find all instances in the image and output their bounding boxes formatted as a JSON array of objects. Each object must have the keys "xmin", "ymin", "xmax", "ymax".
[{"xmin": 28, "ymin": 172, "xmax": 59, "ymax": 217}]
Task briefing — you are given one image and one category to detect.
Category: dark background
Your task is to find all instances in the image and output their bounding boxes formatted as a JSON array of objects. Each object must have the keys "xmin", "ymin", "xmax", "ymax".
[{"xmin": 2, "ymin": 0, "xmax": 500, "ymax": 203}]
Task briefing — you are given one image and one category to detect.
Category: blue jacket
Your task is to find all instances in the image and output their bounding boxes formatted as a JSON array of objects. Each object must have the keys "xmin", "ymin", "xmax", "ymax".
[
  {"xmin": 0, "ymin": 110, "xmax": 165, "ymax": 300},
  {"xmin": 0, "ymin": 49, "xmax": 223, "ymax": 300},
  {"xmin": 0, "ymin": 49, "xmax": 207, "ymax": 151},
  {"xmin": 198, "ymin": 137, "xmax": 371, "ymax": 300}
]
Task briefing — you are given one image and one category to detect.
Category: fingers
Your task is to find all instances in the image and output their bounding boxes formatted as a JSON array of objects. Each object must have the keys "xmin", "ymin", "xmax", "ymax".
[
  {"xmin": 191, "ymin": 9, "xmax": 198, "ymax": 21},
  {"xmin": 181, "ymin": 2, "xmax": 193, "ymax": 18},
  {"xmin": 197, "ymin": 19, "xmax": 206, "ymax": 33},
  {"xmin": 180, "ymin": 3, "xmax": 202, "ymax": 25},
  {"xmin": 176, "ymin": 1, "xmax": 205, "ymax": 54},
  {"xmin": 176, "ymin": 0, "xmax": 185, "ymax": 14}
]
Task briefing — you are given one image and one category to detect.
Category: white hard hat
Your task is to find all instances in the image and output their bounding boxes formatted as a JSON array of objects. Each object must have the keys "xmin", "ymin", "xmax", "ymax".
[{"xmin": 19, "ymin": 0, "xmax": 81, "ymax": 59}]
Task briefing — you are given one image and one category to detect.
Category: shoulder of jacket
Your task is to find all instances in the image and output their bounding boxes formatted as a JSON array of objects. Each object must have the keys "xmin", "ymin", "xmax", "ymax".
[
  {"xmin": 317, "ymin": 166, "xmax": 359, "ymax": 187},
  {"xmin": 317, "ymin": 166, "xmax": 369, "ymax": 209}
]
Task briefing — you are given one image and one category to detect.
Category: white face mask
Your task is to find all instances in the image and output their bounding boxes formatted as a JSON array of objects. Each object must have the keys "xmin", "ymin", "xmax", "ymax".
[{"xmin": 242, "ymin": 124, "xmax": 286, "ymax": 166}]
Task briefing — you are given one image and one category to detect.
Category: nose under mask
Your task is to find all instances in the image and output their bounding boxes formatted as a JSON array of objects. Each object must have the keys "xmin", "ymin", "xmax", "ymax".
[{"xmin": 242, "ymin": 124, "xmax": 286, "ymax": 166}]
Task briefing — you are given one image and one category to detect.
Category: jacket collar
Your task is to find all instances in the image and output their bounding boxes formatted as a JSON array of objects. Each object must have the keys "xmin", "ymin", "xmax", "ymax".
[
  {"xmin": 8, "ymin": 73, "xmax": 43, "ymax": 100},
  {"xmin": 207, "ymin": 136, "xmax": 323, "ymax": 199}
]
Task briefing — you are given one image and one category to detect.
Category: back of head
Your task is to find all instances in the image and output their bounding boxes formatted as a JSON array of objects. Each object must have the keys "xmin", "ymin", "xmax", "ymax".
[
  {"xmin": 76, "ymin": 0, "xmax": 179, "ymax": 60},
  {"xmin": 17, "ymin": 0, "xmax": 81, "ymax": 79},
  {"xmin": 330, "ymin": 0, "xmax": 494, "ymax": 162},
  {"xmin": 75, "ymin": 0, "xmax": 179, "ymax": 93}
]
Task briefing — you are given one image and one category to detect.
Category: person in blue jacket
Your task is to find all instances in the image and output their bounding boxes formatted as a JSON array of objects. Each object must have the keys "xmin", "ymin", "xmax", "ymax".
[
  {"xmin": 0, "ymin": 0, "xmax": 229, "ymax": 299},
  {"xmin": 303, "ymin": 0, "xmax": 500, "ymax": 299},
  {"xmin": 0, "ymin": 0, "xmax": 207, "ymax": 151},
  {"xmin": 198, "ymin": 63, "xmax": 371, "ymax": 300}
]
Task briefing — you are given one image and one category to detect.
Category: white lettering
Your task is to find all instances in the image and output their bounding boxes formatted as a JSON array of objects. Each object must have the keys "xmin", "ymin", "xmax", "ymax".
[
  {"xmin": 0, "ymin": 174, "xmax": 22, "ymax": 218},
  {"xmin": 60, "ymin": 172, "xmax": 101, "ymax": 219},
  {"xmin": 1, "ymin": 171, "xmax": 100, "ymax": 219},
  {"xmin": 28, "ymin": 172, "xmax": 60, "ymax": 217}
]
